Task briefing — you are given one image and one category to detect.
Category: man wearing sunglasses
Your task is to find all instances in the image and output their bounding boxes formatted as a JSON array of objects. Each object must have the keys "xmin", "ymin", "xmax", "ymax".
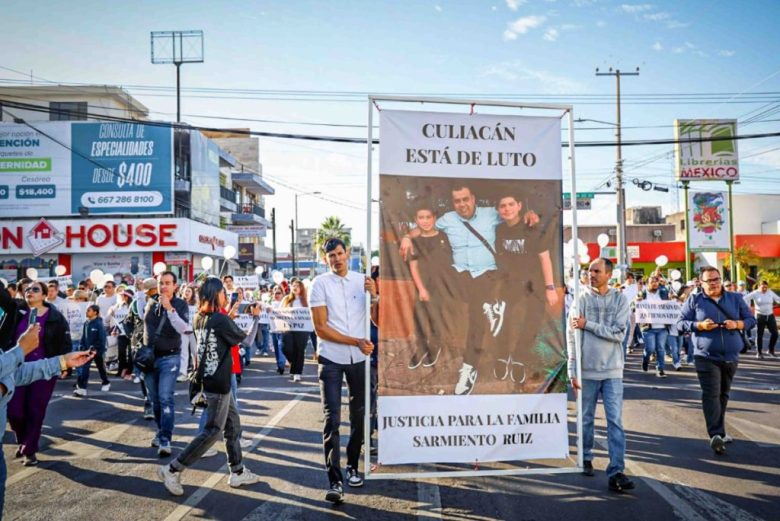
[{"xmin": 677, "ymin": 266, "xmax": 755, "ymax": 455}]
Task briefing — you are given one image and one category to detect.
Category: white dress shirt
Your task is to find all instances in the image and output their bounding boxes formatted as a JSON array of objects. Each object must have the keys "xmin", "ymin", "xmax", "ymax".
[{"xmin": 309, "ymin": 270, "xmax": 368, "ymax": 365}]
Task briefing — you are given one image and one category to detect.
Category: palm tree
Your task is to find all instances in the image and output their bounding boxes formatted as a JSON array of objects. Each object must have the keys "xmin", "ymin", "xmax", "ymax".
[{"xmin": 314, "ymin": 216, "xmax": 351, "ymax": 255}]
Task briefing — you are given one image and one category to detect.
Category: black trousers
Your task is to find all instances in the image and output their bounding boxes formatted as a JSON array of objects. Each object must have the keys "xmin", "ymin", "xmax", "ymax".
[
  {"xmin": 756, "ymin": 314, "xmax": 778, "ymax": 354},
  {"xmin": 454, "ymin": 270, "xmax": 498, "ymax": 368},
  {"xmin": 318, "ymin": 360, "xmax": 365, "ymax": 486},
  {"xmin": 117, "ymin": 336, "xmax": 132, "ymax": 374},
  {"xmin": 694, "ymin": 357, "xmax": 738, "ymax": 438},
  {"xmin": 282, "ymin": 331, "xmax": 309, "ymax": 375}
]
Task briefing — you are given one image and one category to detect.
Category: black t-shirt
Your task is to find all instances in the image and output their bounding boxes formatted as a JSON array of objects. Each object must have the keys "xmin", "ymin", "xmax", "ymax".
[
  {"xmin": 411, "ymin": 232, "xmax": 455, "ymax": 294},
  {"xmin": 193, "ymin": 312, "xmax": 246, "ymax": 394},
  {"xmin": 495, "ymin": 221, "xmax": 546, "ymax": 288}
]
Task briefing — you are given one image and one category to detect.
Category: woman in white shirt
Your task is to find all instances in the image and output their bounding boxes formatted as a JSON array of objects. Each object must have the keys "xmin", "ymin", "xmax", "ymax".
[{"xmin": 280, "ymin": 279, "xmax": 309, "ymax": 382}]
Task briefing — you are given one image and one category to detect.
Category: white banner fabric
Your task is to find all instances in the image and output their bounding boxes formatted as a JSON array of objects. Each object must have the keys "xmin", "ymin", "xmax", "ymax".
[
  {"xmin": 379, "ymin": 110, "xmax": 562, "ymax": 180},
  {"xmin": 378, "ymin": 394, "xmax": 569, "ymax": 465},
  {"xmin": 270, "ymin": 308, "xmax": 313, "ymax": 333}
]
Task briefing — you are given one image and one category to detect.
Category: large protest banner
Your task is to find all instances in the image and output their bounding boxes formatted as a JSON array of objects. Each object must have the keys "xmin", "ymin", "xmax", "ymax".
[{"xmin": 377, "ymin": 109, "xmax": 567, "ymax": 466}]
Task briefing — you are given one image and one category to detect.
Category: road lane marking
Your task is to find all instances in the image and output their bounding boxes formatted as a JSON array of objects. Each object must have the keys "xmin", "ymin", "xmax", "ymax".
[
  {"xmin": 162, "ymin": 394, "xmax": 305, "ymax": 521},
  {"xmin": 6, "ymin": 418, "xmax": 141, "ymax": 487},
  {"xmin": 726, "ymin": 416, "xmax": 780, "ymax": 448}
]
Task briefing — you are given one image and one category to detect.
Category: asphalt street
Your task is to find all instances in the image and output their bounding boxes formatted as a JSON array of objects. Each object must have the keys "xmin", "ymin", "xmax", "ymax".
[{"xmin": 3, "ymin": 347, "xmax": 778, "ymax": 521}]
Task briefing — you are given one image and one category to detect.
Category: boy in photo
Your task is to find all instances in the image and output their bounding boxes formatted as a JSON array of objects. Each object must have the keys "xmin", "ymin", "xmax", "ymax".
[
  {"xmin": 493, "ymin": 195, "xmax": 557, "ymax": 383},
  {"xmin": 408, "ymin": 200, "xmax": 455, "ymax": 369}
]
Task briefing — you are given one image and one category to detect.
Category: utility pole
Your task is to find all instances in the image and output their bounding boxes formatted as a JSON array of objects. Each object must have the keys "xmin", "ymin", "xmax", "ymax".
[
  {"xmin": 271, "ymin": 208, "xmax": 277, "ymax": 269},
  {"xmin": 596, "ymin": 66, "xmax": 639, "ymax": 281},
  {"xmin": 290, "ymin": 219, "xmax": 296, "ymax": 278}
]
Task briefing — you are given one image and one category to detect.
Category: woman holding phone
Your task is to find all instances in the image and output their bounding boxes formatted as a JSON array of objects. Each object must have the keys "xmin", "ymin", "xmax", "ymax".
[
  {"xmin": 1, "ymin": 281, "xmax": 71, "ymax": 466},
  {"xmin": 280, "ymin": 279, "xmax": 310, "ymax": 382}
]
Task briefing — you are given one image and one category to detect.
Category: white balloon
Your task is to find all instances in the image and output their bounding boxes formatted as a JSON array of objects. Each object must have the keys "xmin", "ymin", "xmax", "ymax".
[
  {"xmin": 672, "ymin": 281, "xmax": 682, "ymax": 292},
  {"xmin": 597, "ymin": 233, "xmax": 610, "ymax": 248},
  {"xmin": 670, "ymin": 269, "xmax": 682, "ymax": 281},
  {"xmin": 272, "ymin": 270, "xmax": 284, "ymax": 285},
  {"xmin": 201, "ymin": 256, "xmax": 214, "ymax": 271},
  {"xmin": 302, "ymin": 278, "xmax": 312, "ymax": 290},
  {"xmin": 613, "ymin": 268, "xmax": 622, "ymax": 280},
  {"xmin": 254, "ymin": 266, "xmax": 264, "ymax": 275},
  {"xmin": 223, "ymin": 245, "xmax": 237, "ymax": 260},
  {"xmin": 103, "ymin": 273, "xmax": 115, "ymax": 284},
  {"xmin": 655, "ymin": 255, "xmax": 669, "ymax": 267},
  {"xmin": 25, "ymin": 268, "xmax": 39, "ymax": 280},
  {"xmin": 153, "ymin": 262, "xmax": 167, "ymax": 276},
  {"xmin": 580, "ymin": 254, "xmax": 591, "ymax": 265},
  {"xmin": 54, "ymin": 265, "xmax": 67, "ymax": 276},
  {"xmin": 371, "ymin": 256, "xmax": 380, "ymax": 267},
  {"xmin": 89, "ymin": 269, "xmax": 104, "ymax": 284}
]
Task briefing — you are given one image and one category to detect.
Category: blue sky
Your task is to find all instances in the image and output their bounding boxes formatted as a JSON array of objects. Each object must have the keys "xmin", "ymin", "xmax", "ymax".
[{"xmin": 2, "ymin": 0, "xmax": 779, "ymax": 246}]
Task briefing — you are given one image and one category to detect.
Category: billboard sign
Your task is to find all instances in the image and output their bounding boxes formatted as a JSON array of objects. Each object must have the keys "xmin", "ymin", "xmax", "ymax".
[
  {"xmin": 0, "ymin": 122, "xmax": 173, "ymax": 217},
  {"xmin": 675, "ymin": 119, "xmax": 739, "ymax": 181},
  {"xmin": 688, "ymin": 191, "xmax": 731, "ymax": 252}
]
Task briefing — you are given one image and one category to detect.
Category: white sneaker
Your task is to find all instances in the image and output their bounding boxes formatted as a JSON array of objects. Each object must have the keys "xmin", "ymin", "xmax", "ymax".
[
  {"xmin": 227, "ymin": 467, "xmax": 262, "ymax": 488},
  {"xmin": 292, "ymin": 374, "xmax": 301, "ymax": 382},
  {"xmin": 454, "ymin": 363, "xmax": 477, "ymax": 395},
  {"xmin": 176, "ymin": 374, "xmax": 188, "ymax": 382},
  {"xmin": 202, "ymin": 447, "xmax": 219, "ymax": 458},
  {"xmin": 158, "ymin": 443, "xmax": 172, "ymax": 457},
  {"xmin": 73, "ymin": 387, "xmax": 87, "ymax": 397},
  {"xmin": 101, "ymin": 383, "xmax": 111, "ymax": 392},
  {"xmin": 158, "ymin": 465, "xmax": 184, "ymax": 496},
  {"xmin": 240, "ymin": 438, "xmax": 252, "ymax": 449},
  {"xmin": 723, "ymin": 434, "xmax": 734, "ymax": 443},
  {"xmin": 133, "ymin": 376, "xmax": 141, "ymax": 384}
]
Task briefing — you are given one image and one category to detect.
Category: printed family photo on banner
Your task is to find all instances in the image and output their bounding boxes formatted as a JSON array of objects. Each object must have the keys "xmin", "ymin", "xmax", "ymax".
[{"xmin": 376, "ymin": 109, "xmax": 570, "ymax": 466}]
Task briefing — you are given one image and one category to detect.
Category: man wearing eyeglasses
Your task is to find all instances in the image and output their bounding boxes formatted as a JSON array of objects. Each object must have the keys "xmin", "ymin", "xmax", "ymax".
[{"xmin": 677, "ymin": 266, "xmax": 755, "ymax": 455}]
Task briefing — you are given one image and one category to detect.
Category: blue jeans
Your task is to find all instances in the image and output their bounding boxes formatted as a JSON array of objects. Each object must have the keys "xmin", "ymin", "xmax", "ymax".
[
  {"xmin": 582, "ymin": 378, "xmax": 625, "ymax": 478},
  {"xmin": 643, "ymin": 328, "xmax": 669, "ymax": 370},
  {"xmin": 667, "ymin": 334, "xmax": 683, "ymax": 366},
  {"xmin": 144, "ymin": 354, "xmax": 180, "ymax": 444},
  {"xmin": 199, "ymin": 373, "xmax": 239, "ymax": 431},
  {"xmin": 241, "ymin": 342, "xmax": 253, "ymax": 367},
  {"xmin": 256, "ymin": 325, "xmax": 271, "ymax": 355},
  {"xmin": 272, "ymin": 333, "xmax": 286, "ymax": 370}
]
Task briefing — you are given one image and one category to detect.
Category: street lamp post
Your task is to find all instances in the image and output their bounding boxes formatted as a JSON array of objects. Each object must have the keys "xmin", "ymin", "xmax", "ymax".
[{"xmin": 294, "ymin": 191, "xmax": 321, "ymax": 277}]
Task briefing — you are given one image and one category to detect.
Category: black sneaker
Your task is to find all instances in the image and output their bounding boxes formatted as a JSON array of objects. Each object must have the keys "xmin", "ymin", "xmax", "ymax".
[
  {"xmin": 143, "ymin": 404, "xmax": 155, "ymax": 420},
  {"xmin": 345, "ymin": 466, "xmax": 364, "ymax": 487},
  {"xmin": 408, "ymin": 348, "xmax": 428, "ymax": 370},
  {"xmin": 656, "ymin": 369, "xmax": 667, "ymax": 378},
  {"xmin": 422, "ymin": 346, "xmax": 442, "ymax": 368},
  {"xmin": 641, "ymin": 357, "xmax": 649, "ymax": 372},
  {"xmin": 325, "ymin": 482, "xmax": 344, "ymax": 504},
  {"xmin": 22, "ymin": 454, "xmax": 38, "ymax": 467},
  {"xmin": 608, "ymin": 472, "xmax": 635, "ymax": 492},
  {"xmin": 710, "ymin": 435, "xmax": 726, "ymax": 455},
  {"xmin": 582, "ymin": 460, "xmax": 594, "ymax": 477}
]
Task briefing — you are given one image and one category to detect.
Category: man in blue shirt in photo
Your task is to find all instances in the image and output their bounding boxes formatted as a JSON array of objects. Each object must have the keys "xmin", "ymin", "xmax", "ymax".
[{"xmin": 401, "ymin": 183, "xmax": 537, "ymax": 395}]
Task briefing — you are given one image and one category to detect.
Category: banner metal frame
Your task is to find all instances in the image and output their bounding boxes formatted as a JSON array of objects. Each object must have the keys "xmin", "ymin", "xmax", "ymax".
[{"xmin": 364, "ymin": 96, "xmax": 582, "ymax": 480}]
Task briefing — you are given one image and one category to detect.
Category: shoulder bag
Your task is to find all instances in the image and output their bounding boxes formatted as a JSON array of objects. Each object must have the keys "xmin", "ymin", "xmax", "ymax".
[{"xmin": 133, "ymin": 312, "xmax": 166, "ymax": 373}]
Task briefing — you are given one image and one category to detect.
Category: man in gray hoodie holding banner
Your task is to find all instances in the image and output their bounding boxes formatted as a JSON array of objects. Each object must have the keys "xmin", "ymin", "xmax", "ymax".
[{"xmin": 567, "ymin": 258, "xmax": 635, "ymax": 492}]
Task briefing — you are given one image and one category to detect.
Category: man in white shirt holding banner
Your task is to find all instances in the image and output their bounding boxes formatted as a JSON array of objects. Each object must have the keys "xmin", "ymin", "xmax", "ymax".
[{"xmin": 309, "ymin": 238, "xmax": 378, "ymax": 505}]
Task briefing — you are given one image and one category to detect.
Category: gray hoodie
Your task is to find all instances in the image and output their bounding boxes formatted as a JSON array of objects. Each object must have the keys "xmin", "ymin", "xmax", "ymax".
[{"xmin": 566, "ymin": 287, "xmax": 630, "ymax": 381}]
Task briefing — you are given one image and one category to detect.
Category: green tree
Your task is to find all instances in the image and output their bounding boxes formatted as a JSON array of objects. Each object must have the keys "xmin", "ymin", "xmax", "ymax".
[{"xmin": 314, "ymin": 216, "xmax": 351, "ymax": 256}]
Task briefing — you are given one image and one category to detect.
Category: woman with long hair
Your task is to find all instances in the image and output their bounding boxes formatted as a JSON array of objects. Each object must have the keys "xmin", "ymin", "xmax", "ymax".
[
  {"xmin": 158, "ymin": 277, "xmax": 261, "ymax": 495},
  {"xmin": 280, "ymin": 279, "xmax": 310, "ymax": 382},
  {"xmin": 268, "ymin": 285, "xmax": 287, "ymax": 374},
  {"xmin": 4, "ymin": 281, "xmax": 72, "ymax": 466},
  {"xmin": 178, "ymin": 285, "xmax": 198, "ymax": 381}
]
